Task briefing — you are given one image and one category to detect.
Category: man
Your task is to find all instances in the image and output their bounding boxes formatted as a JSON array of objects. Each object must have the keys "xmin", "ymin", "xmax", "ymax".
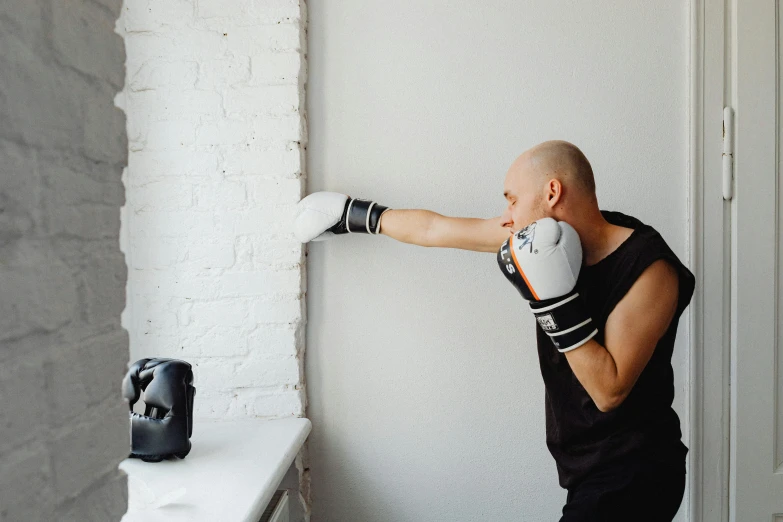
[{"xmin": 294, "ymin": 140, "xmax": 694, "ymax": 521}]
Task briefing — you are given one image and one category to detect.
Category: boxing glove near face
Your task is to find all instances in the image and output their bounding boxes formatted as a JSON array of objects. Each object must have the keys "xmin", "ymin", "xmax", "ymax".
[
  {"xmin": 497, "ymin": 218, "xmax": 582, "ymax": 301},
  {"xmin": 497, "ymin": 218, "xmax": 597, "ymax": 353}
]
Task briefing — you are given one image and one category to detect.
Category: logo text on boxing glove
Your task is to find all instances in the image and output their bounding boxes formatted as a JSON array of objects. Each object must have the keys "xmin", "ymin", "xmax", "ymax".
[
  {"xmin": 536, "ymin": 313, "xmax": 558, "ymax": 332},
  {"xmin": 515, "ymin": 222, "xmax": 536, "ymax": 253}
]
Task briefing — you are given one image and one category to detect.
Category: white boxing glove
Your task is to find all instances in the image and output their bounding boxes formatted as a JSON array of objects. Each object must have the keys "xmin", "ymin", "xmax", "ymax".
[
  {"xmin": 293, "ymin": 191, "xmax": 391, "ymax": 243},
  {"xmin": 497, "ymin": 218, "xmax": 597, "ymax": 353}
]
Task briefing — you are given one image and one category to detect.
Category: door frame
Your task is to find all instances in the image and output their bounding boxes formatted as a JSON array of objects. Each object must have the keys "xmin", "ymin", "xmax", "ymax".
[{"xmin": 688, "ymin": 0, "xmax": 731, "ymax": 520}]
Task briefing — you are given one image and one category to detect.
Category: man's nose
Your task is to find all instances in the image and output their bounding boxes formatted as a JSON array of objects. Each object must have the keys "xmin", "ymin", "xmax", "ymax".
[{"xmin": 500, "ymin": 208, "xmax": 513, "ymax": 228}]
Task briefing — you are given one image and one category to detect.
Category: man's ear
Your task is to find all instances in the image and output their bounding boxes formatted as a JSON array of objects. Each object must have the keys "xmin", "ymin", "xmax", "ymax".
[{"xmin": 546, "ymin": 179, "xmax": 563, "ymax": 207}]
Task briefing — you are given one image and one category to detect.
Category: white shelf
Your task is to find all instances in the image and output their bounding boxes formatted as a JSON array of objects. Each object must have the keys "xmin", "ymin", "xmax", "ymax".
[{"xmin": 120, "ymin": 417, "xmax": 311, "ymax": 522}]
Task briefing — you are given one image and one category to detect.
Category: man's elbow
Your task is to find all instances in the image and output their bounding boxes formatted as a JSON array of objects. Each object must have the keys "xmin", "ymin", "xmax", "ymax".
[{"xmin": 594, "ymin": 389, "xmax": 629, "ymax": 413}]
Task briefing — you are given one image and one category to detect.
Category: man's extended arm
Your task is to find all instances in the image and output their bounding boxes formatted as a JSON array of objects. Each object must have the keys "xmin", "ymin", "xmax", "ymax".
[
  {"xmin": 294, "ymin": 191, "xmax": 509, "ymax": 252},
  {"xmin": 379, "ymin": 209, "xmax": 509, "ymax": 252}
]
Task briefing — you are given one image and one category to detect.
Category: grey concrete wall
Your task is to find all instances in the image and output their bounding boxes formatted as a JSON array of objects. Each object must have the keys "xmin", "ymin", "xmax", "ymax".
[{"xmin": 0, "ymin": 0, "xmax": 130, "ymax": 520}]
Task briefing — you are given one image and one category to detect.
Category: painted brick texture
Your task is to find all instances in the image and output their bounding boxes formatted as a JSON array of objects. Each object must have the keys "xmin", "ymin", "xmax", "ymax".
[
  {"xmin": 119, "ymin": 0, "xmax": 308, "ymax": 420},
  {"xmin": 0, "ymin": 0, "xmax": 129, "ymax": 519}
]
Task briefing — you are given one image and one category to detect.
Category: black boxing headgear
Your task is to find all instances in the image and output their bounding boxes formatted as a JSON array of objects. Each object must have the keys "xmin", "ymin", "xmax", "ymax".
[{"xmin": 122, "ymin": 358, "xmax": 195, "ymax": 462}]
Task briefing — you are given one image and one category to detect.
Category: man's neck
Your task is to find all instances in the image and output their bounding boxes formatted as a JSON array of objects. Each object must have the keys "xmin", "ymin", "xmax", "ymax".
[{"xmin": 568, "ymin": 211, "xmax": 632, "ymax": 267}]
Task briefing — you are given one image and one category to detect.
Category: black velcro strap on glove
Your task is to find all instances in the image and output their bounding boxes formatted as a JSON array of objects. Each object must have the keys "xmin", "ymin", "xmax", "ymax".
[
  {"xmin": 529, "ymin": 290, "xmax": 598, "ymax": 353},
  {"xmin": 326, "ymin": 197, "xmax": 390, "ymax": 236},
  {"xmin": 346, "ymin": 198, "xmax": 389, "ymax": 234}
]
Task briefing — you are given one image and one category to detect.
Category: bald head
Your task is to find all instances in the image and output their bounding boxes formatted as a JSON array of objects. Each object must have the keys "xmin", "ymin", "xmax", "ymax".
[
  {"xmin": 502, "ymin": 141, "xmax": 599, "ymax": 232},
  {"xmin": 512, "ymin": 140, "xmax": 596, "ymax": 197}
]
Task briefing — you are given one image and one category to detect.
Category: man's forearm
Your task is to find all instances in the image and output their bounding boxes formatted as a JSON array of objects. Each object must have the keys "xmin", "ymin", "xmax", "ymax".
[
  {"xmin": 564, "ymin": 339, "xmax": 623, "ymax": 412},
  {"xmin": 380, "ymin": 210, "xmax": 509, "ymax": 252},
  {"xmin": 379, "ymin": 208, "xmax": 439, "ymax": 247}
]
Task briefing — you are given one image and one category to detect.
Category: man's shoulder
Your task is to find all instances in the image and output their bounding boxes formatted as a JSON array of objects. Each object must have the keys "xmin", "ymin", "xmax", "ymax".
[
  {"xmin": 600, "ymin": 209, "xmax": 666, "ymax": 248},
  {"xmin": 601, "ymin": 210, "xmax": 695, "ymax": 313},
  {"xmin": 601, "ymin": 209, "xmax": 648, "ymax": 230}
]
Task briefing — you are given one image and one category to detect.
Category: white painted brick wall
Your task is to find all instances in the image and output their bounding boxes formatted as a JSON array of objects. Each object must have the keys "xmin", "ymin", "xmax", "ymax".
[
  {"xmin": 0, "ymin": 0, "xmax": 129, "ymax": 519},
  {"xmin": 119, "ymin": 0, "xmax": 308, "ymax": 423}
]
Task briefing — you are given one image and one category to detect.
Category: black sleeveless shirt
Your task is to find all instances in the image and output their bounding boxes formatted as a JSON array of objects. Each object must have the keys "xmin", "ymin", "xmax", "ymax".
[{"xmin": 537, "ymin": 210, "xmax": 695, "ymax": 489}]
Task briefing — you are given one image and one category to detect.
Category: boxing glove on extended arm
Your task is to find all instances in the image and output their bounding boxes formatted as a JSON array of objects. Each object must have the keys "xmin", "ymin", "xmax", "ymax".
[
  {"xmin": 294, "ymin": 191, "xmax": 391, "ymax": 243},
  {"xmin": 497, "ymin": 218, "xmax": 598, "ymax": 352}
]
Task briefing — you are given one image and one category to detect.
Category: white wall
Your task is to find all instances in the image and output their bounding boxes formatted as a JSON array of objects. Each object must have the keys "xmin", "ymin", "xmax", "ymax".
[
  {"xmin": 306, "ymin": 1, "xmax": 690, "ymax": 521},
  {"xmin": 119, "ymin": 0, "xmax": 308, "ymax": 421},
  {"xmin": 0, "ymin": 0, "xmax": 129, "ymax": 519}
]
